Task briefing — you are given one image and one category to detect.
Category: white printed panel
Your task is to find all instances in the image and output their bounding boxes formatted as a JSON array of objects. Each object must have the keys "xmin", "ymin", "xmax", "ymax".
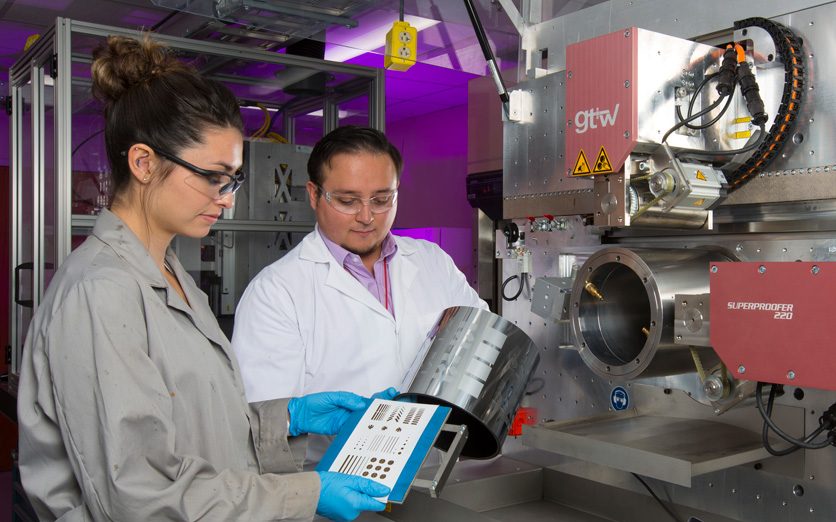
[{"xmin": 325, "ymin": 399, "xmax": 441, "ymax": 502}]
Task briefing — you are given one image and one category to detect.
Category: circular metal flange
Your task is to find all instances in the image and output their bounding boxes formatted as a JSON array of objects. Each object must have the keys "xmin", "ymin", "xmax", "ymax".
[{"xmin": 570, "ymin": 247, "xmax": 733, "ymax": 380}]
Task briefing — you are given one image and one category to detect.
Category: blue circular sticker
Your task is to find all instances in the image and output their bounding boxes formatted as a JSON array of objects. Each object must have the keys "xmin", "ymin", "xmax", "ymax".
[{"xmin": 611, "ymin": 386, "xmax": 630, "ymax": 411}]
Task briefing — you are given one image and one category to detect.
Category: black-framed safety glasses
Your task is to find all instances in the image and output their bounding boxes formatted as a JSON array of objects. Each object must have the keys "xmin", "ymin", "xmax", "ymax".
[{"xmin": 152, "ymin": 147, "xmax": 246, "ymax": 198}]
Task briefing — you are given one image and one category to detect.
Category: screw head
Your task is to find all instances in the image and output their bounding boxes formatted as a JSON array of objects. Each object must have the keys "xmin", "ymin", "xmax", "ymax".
[
  {"xmin": 624, "ymin": 29, "xmax": 631, "ymax": 37},
  {"xmin": 624, "ymin": 80, "xmax": 631, "ymax": 88},
  {"xmin": 787, "ymin": 370, "xmax": 796, "ymax": 380},
  {"xmin": 758, "ymin": 265, "xmax": 767, "ymax": 274},
  {"xmin": 703, "ymin": 378, "xmax": 723, "ymax": 400},
  {"xmin": 567, "ymin": 71, "xmax": 573, "ymax": 79},
  {"xmin": 711, "ymin": 265, "xmax": 718, "ymax": 273},
  {"xmin": 812, "ymin": 265, "xmax": 820, "ymax": 274},
  {"xmin": 738, "ymin": 365, "xmax": 746, "ymax": 374}
]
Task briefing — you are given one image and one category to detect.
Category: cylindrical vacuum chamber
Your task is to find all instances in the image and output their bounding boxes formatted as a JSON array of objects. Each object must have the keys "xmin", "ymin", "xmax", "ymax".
[{"xmin": 570, "ymin": 247, "xmax": 733, "ymax": 380}]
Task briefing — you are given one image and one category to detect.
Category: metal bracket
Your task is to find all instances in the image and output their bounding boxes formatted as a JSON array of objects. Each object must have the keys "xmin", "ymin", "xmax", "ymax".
[
  {"xmin": 411, "ymin": 423, "xmax": 469, "ymax": 498},
  {"xmin": 495, "ymin": 0, "xmax": 527, "ymax": 35}
]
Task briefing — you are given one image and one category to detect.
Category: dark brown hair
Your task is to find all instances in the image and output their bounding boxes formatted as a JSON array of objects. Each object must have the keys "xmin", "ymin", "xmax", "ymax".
[
  {"xmin": 91, "ymin": 35, "xmax": 243, "ymax": 200},
  {"xmin": 307, "ymin": 126, "xmax": 403, "ymax": 190}
]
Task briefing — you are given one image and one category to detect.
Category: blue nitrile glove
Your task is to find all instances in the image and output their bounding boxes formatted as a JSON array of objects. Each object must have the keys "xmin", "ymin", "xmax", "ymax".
[
  {"xmin": 316, "ymin": 471, "xmax": 390, "ymax": 522},
  {"xmin": 287, "ymin": 391, "xmax": 367, "ymax": 436},
  {"xmin": 364, "ymin": 387, "xmax": 399, "ymax": 406}
]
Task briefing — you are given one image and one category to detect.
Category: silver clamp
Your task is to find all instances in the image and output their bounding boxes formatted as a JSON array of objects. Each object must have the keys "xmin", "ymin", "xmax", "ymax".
[{"xmin": 411, "ymin": 423, "xmax": 469, "ymax": 498}]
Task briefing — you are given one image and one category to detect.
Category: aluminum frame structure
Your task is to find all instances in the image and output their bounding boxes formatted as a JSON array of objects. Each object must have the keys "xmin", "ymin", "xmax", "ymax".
[{"xmin": 8, "ymin": 18, "xmax": 385, "ymax": 382}]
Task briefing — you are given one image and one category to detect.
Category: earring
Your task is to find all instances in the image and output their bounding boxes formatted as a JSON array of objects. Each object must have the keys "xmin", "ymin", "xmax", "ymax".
[{"xmin": 143, "ymin": 174, "xmax": 150, "ymax": 182}]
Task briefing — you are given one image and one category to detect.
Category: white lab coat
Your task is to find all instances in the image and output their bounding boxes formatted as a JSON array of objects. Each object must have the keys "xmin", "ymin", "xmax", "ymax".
[{"xmin": 232, "ymin": 227, "xmax": 487, "ymax": 403}]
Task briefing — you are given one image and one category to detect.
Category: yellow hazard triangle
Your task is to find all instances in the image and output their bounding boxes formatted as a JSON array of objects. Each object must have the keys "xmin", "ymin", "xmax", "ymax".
[
  {"xmin": 573, "ymin": 149, "xmax": 591, "ymax": 176},
  {"xmin": 592, "ymin": 146, "xmax": 612, "ymax": 174}
]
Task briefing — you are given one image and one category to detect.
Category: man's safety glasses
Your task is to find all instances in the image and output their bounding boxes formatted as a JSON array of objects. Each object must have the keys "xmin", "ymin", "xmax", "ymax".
[
  {"xmin": 152, "ymin": 148, "xmax": 245, "ymax": 198},
  {"xmin": 318, "ymin": 186, "xmax": 398, "ymax": 215}
]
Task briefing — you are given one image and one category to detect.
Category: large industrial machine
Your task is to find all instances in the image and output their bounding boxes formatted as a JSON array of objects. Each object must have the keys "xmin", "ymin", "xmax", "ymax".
[{"xmin": 386, "ymin": 1, "xmax": 836, "ymax": 521}]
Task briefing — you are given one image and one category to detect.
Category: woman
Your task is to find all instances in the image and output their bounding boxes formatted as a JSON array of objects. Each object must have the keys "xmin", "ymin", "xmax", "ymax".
[{"xmin": 17, "ymin": 35, "xmax": 391, "ymax": 521}]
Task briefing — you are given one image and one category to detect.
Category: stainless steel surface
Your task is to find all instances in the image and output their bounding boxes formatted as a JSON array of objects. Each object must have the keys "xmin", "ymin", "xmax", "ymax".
[
  {"xmin": 503, "ymin": 72, "xmax": 592, "ymax": 202},
  {"xmin": 474, "ymin": 209, "xmax": 497, "ymax": 307},
  {"xmin": 507, "ymin": 1, "xmax": 836, "ymax": 215},
  {"xmin": 633, "ymin": 29, "xmax": 741, "ymax": 155},
  {"xmin": 522, "ymin": 414, "xmax": 770, "ymax": 487},
  {"xmin": 519, "ymin": 0, "xmax": 825, "ymax": 72},
  {"xmin": 530, "ymin": 276, "xmax": 572, "ymax": 322},
  {"xmin": 492, "ymin": 215, "xmax": 836, "ymax": 518},
  {"xmin": 674, "ymin": 293, "xmax": 711, "ymax": 347},
  {"xmin": 401, "ymin": 306, "xmax": 540, "ymax": 459},
  {"xmin": 570, "ymin": 247, "xmax": 732, "ymax": 380},
  {"xmin": 382, "ymin": 457, "xmax": 614, "ymax": 522},
  {"xmin": 489, "ymin": 2, "xmax": 836, "ymax": 520}
]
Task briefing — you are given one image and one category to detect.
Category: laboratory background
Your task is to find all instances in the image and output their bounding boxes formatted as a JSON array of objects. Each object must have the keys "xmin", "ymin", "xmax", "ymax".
[{"xmin": 2, "ymin": 0, "xmax": 836, "ymax": 520}]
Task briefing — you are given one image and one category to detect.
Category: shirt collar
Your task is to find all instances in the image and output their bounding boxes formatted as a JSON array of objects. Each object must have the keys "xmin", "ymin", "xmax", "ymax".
[
  {"xmin": 92, "ymin": 208, "xmax": 171, "ymax": 288},
  {"xmin": 318, "ymin": 225, "xmax": 398, "ymax": 269}
]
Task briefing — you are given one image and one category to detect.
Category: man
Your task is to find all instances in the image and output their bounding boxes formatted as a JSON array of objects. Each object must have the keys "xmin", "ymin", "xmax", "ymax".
[{"xmin": 232, "ymin": 127, "xmax": 486, "ymax": 458}]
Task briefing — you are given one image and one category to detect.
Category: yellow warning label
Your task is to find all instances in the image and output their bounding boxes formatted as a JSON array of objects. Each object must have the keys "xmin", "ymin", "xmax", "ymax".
[
  {"xmin": 572, "ymin": 149, "xmax": 591, "ymax": 176},
  {"xmin": 592, "ymin": 146, "xmax": 613, "ymax": 174},
  {"xmin": 693, "ymin": 198, "xmax": 705, "ymax": 207},
  {"xmin": 696, "ymin": 170, "xmax": 707, "ymax": 181},
  {"xmin": 730, "ymin": 131, "xmax": 752, "ymax": 139}
]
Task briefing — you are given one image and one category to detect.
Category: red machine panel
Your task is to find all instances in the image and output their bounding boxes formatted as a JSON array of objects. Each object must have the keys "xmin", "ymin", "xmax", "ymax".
[
  {"xmin": 710, "ymin": 262, "xmax": 836, "ymax": 390},
  {"xmin": 565, "ymin": 27, "xmax": 638, "ymax": 177}
]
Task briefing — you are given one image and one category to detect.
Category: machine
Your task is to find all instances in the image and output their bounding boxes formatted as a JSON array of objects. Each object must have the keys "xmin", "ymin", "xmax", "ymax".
[{"xmin": 388, "ymin": 1, "xmax": 836, "ymax": 521}]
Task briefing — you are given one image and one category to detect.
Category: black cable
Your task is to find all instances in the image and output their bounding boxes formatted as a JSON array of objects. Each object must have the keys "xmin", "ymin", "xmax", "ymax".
[
  {"xmin": 676, "ymin": 86, "xmax": 735, "ymax": 130},
  {"xmin": 760, "ymin": 384, "xmax": 828, "ymax": 456},
  {"xmin": 632, "ymin": 473, "xmax": 682, "ymax": 522},
  {"xmin": 501, "ymin": 274, "xmax": 525, "ymax": 301},
  {"xmin": 755, "ymin": 383, "xmax": 836, "ymax": 451},
  {"xmin": 685, "ymin": 73, "xmax": 715, "ymax": 118},
  {"xmin": 399, "ymin": 0, "xmax": 404, "ymax": 22},
  {"xmin": 677, "ymin": 124, "xmax": 767, "ymax": 159},
  {"xmin": 662, "ymin": 95, "xmax": 727, "ymax": 143},
  {"xmin": 150, "ymin": 8, "xmax": 181, "ymax": 32},
  {"xmin": 463, "ymin": 0, "xmax": 509, "ymax": 105}
]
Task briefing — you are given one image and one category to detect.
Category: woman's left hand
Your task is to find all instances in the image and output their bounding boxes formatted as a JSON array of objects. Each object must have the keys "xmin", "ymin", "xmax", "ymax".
[{"xmin": 287, "ymin": 391, "xmax": 367, "ymax": 436}]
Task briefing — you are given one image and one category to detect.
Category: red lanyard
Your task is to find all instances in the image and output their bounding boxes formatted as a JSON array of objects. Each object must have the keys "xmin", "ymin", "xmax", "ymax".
[{"xmin": 383, "ymin": 259, "xmax": 389, "ymax": 312}]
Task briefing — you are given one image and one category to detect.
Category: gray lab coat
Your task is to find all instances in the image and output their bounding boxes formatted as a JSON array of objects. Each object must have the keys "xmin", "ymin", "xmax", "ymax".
[{"xmin": 17, "ymin": 209, "xmax": 320, "ymax": 521}]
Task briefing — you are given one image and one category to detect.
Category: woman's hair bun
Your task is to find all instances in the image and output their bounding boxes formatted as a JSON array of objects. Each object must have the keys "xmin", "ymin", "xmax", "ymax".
[{"xmin": 91, "ymin": 34, "xmax": 190, "ymax": 106}]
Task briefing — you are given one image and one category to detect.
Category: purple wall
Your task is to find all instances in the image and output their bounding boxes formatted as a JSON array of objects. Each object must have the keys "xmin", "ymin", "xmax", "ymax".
[
  {"xmin": 389, "ymin": 103, "xmax": 471, "ymax": 230},
  {"xmin": 0, "ymin": 91, "xmax": 8, "ymax": 167},
  {"xmin": 388, "ymin": 103, "xmax": 475, "ymax": 284}
]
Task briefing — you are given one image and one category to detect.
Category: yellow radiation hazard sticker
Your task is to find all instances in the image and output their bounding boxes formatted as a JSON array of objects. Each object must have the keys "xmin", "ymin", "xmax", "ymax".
[
  {"xmin": 695, "ymin": 170, "xmax": 707, "ymax": 181},
  {"xmin": 572, "ymin": 149, "xmax": 591, "ymax": 176},
  {"xmin": 592, "ymin": 146, "xmax": 613, "ymax": 174}
]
